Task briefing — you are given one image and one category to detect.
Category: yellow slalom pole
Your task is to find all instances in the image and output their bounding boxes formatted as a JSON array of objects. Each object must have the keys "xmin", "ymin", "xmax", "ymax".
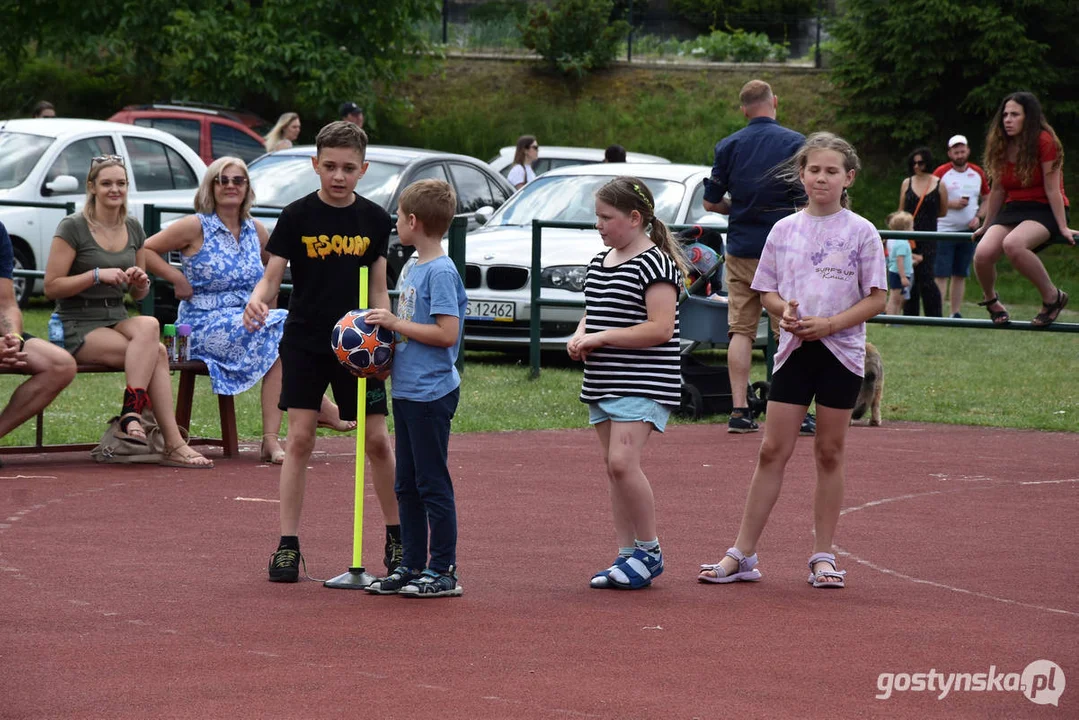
[
  {"xmin": 324, "ymin": 265, "xmax": 375, "ymax": 588},
  {"xmin": 351, "ymin": 266, "xmax": 368, "ymax": 568}
]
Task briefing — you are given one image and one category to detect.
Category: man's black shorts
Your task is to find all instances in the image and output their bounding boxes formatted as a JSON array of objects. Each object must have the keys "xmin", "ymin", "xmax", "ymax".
[
  {"xmin": 278, "ymin": 342, "xmax": 388, "ymax": 419},
  {"xmin": 767, "ymin": 340, "xmax": 861, "ymax": 410}
]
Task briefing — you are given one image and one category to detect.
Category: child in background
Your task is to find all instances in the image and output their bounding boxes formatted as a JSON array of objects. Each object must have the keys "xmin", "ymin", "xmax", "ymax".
[
  {"xmin": 244, "ymin": 121, "xmax": 401, "ymax": 583},
  {"xmin": 364, "ymin": 180, "xmax": 468, "ymax": 598},
  {"xmin": 697, "ymin": 132, "xmax": 887, "ymax": 589},
  {"xmin": 568, "ymin": 176, "xmax": 689, "ymax": 590},
  {"xmin": 885, "ymin": 211, "xmax": 915, "ymax": 315}
]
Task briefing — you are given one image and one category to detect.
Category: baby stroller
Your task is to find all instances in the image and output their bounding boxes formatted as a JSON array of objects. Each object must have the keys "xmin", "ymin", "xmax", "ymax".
[{"xmin": 676, "ymin": 225, "xmax": 770, "ymax": 420}]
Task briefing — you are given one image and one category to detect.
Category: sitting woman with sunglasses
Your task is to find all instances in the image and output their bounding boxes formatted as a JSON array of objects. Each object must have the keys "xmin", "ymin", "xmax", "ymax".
[
  {"xmin": 43, "ymin": 155, "xmax": 213, "ymax": 468},
  {"xmin": 143, "ymin": 157, "xmax": 354, "ymax": 465}
]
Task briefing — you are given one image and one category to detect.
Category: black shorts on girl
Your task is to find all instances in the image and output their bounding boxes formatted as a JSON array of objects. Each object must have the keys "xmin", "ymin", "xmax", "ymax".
[
  {"xmin": 767, "ymin": 340, "xmax": 861, "ymax": 410},
  {"xmin": 277, "ymin": 342, "xmax": 388, "ymax": 419},
  {"xmin": 990, "ymin": 202, "xmax": 1070, "ymax": 251}
]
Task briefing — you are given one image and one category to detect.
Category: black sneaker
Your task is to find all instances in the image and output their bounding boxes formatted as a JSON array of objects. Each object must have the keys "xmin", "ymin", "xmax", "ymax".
[
  {"xmin": 800, "ymin": 412, "xmax": 816, "ymax": 436},
  {"xmin": 383, "ymin": 535, "xmax": 404, "ymax": 574},
  {"xmin": 727, "ymin": 408, "xmax": 759, "ymax": 434},
  {"xmin": 268, "ymin": 547, "xmax": 303, "ymax": 583},
  {"xmin": 399, "ymin": 566, "xmax": 462, "ymax": 598},
  {"xmin": 365, "ymin": 566, "xmax": 421, "ymax": 595}
]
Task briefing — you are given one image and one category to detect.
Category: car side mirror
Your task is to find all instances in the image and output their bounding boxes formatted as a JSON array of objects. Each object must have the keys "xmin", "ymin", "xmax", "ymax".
[
  {"xmin": 695, "ymin": 211, "xmax": 729, "ymax": 229},
  {"xmin": 474, "ymin": 206, "xmax": 494, "ymax": 225},
  {"xmin": 44, "ymin": 175, "xmax": 80, "ymax": 196}
]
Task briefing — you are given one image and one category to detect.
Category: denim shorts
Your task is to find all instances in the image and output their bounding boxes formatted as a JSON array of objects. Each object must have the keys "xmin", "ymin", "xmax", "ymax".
[{"xmin": 588, "ymin": 396, "xmax": 671, "ymax": 432}]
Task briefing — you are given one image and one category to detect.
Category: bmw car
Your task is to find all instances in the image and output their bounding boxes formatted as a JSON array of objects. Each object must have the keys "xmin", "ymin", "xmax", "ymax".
[{"xmin": 397, "ymin": 163, "xmax": 729, "ymax": 350}]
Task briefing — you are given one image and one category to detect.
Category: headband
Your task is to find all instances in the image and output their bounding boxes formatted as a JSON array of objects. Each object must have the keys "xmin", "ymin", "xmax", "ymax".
[{"xmin": 632, "ymin": 183, "xmax": 653, "ymax": 211}]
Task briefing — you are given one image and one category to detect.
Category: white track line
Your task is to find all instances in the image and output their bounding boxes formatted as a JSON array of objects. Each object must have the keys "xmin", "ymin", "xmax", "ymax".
[{"xmin": 837, "ymin": 479, "xmax": 1078, "ymax": 617}]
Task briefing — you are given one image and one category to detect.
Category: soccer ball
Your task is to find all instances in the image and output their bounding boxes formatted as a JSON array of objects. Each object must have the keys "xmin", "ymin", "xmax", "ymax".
[{"xmin": 330, "ymin": 310, "xmax": 395, "ymax": 377}]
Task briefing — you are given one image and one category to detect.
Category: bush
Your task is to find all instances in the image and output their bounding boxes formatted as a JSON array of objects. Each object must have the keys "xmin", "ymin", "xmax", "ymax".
[
  {"xmin": 681, "ymin": 29, "xmax": 787, "ymax": 64},
  {"xmin": 520, "ymin": 0, "xmax": 630, "ymax": 78}
]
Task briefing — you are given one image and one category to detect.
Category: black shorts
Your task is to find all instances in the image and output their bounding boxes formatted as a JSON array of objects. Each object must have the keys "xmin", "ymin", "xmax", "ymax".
[
  {"xmin": 767, "ymin": 340, "xmax": 862, "ymax": 410},
  {"xmin": 990, "ymin": 202, "xmax": 1070, "ymax": 251},
  {"xmin": 277, "ymin": 342, "xmax": 388, "ymax": 419}
]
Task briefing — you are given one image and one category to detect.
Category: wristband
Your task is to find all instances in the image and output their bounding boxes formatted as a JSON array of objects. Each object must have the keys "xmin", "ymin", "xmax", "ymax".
[
  {"xmin": 93, "ymin": 267, "xmax": 101, "ymax": 285},
  {"xmin": 14, "ymin": 333, "xmax": 24, "ymax": 351}
]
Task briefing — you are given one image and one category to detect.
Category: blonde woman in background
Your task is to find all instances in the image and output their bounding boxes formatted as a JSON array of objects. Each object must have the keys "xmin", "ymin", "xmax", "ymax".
[{"xmin": 265, "ymin": 112, "xmax": 301, "ymax": 152}]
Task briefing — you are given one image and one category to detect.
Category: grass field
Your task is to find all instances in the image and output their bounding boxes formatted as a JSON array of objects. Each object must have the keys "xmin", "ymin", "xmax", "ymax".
[{"xmin": 1, "ymin": 298, "xmax": 1075, "ymax": 448}]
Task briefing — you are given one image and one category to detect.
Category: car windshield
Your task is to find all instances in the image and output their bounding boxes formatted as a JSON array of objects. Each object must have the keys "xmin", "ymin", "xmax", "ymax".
[
  {"xmin": 247, "ymin": 155, "xmax": 403, "ymax": 209},
  {"xmin": 0, "ymin": 132, "xmax": 54, "ymax": 190},
  {"xmin": 486, "ymin": 174, "xmax": 685, "ymax": 227}
]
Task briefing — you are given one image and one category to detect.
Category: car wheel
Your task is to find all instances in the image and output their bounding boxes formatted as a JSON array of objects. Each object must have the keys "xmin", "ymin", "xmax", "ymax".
[{"xmin": 12, "ymin": 243, "xmax": 33, "ymax": 309}]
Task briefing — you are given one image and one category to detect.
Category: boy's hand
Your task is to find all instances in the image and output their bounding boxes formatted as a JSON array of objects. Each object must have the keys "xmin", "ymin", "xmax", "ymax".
[
  {"xmin": 243, "ymin": 299, "xmax": 269, "ymax": 331},
  {"xmin": 901, "ymin": 276, "xmax": 910, "ymax": 288},
  {"xmin": 364, "ymin": 308, "xmax": 398, "ymax": 331},
  {"xmin": 912, "ymin": 253, "xmax": 923, "ymax": 266}
]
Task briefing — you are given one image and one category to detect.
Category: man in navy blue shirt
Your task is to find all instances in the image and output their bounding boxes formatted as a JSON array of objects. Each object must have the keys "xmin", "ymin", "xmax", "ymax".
[
  {"xmin": 0, "ymin": 222, "xmax": 76, "ymax": 449},
  {"xmin": 703, "ymin": 80, "xmax": 809, "ymax": 434}
]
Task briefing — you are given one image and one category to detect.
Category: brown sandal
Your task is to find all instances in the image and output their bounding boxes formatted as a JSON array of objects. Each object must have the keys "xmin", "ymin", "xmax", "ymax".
[
  {"xmin": 161, "ymin": 444, "xmax": 214, "ymax": 469},
  {"xmin": 1031, "ymin": 289, "xmax": 1069, "ymax": 327},
  {"xmin": 977, "ymin": 296, "xmax": 1010, "ymax": 325}
]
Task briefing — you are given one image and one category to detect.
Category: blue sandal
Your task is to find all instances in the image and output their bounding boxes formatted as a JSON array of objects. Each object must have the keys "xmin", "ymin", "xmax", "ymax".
[
  {"xmin": 590, "ymin": 556, "xmax": 628, "ymax": 589},
  {"xmin": 607, "ymin": 548, "xmax": 663, "ymax": 590}
]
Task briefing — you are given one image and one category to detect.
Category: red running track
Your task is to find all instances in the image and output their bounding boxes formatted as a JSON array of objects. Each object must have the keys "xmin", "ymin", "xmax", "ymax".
[{"xmin": 1, "ymin": 422, "xmax": 1076, "ymax": 719}]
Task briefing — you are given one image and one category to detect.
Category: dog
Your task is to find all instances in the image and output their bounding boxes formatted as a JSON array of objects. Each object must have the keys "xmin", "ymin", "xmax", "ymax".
[{"xmin": 851, "ymin": 342, "xmax": 883, "ymax": 426}]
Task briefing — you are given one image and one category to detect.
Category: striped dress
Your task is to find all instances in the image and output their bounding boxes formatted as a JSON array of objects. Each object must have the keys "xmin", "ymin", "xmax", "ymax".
[{"xmin": 579, "ymin": 246, "xmax": 682, "ymax": 408}]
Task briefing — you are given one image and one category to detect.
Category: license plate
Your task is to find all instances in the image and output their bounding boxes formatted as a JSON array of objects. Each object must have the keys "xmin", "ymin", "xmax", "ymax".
[{"xmin": 467, "ymin": 300, "xmax": 515, "ymax": 321}]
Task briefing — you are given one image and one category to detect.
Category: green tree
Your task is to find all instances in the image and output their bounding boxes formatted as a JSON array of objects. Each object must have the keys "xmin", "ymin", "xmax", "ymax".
[
  {"xmin": 670, "ymin": 0, "xmax": 815, "ymax": 37},
  {"xmin": 829, "ymin": 0, "xmax": 1079, "ymax": 149},
  {"xmin": 520, "ymin": 0, "xmax": 630, "ymax": 79}
]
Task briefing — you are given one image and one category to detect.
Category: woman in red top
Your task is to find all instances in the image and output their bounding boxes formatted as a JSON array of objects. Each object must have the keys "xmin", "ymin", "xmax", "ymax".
[{"xmin": 972, "ymin": 92, "xmax": 1075, "ymax": 326}]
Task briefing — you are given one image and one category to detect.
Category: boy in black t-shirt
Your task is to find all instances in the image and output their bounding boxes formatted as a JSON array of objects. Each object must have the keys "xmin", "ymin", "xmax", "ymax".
[{"xmin": 244, "ymin": 121, "xmax": 401, "ymax": 583}]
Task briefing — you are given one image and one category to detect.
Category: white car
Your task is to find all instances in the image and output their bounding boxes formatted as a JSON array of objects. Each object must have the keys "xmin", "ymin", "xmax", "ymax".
[
  {"xmin": 398, "ymin": 163, "xmax": 729, "ymax": 350},
  {"xmin": 0, "ymin": 118, "xmax": 207, "ymax": 305},
  {"xmin": 488, "ymin": 145, "xmax": 670, "ymax": 179}
]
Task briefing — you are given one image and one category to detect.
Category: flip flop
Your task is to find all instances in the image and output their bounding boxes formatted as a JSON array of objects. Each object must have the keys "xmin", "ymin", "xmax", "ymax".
[
  {"xmin": 698, "ymin": 547, "xmax": 762, "ymax": 584},
  {"xmin": 807, "ymin": 552, "xmax": 846, "ymax": 589}
]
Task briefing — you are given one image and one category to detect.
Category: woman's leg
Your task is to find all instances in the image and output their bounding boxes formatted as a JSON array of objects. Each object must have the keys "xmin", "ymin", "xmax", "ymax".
[
  {"xmin": 260, "ymin": 359, "xmax": 284, "ymax": 459},
  {"xmin": 76, "ymin": 318, "xmax": 158, "ymax": 439},
  {"xmin": 973, "ymin": 224, "xmax": 1009, "ymax": 304},
  {"xmin": 810, "ymin": 404, "xmax": 854, "ymax": 579},
  {"xmin": 1001, "ymin": 221, "xmax": 1056, "ymax": 302},
  {"xmin": 702, "ymin": 401, "xmax": 804, "ymax": 578}
]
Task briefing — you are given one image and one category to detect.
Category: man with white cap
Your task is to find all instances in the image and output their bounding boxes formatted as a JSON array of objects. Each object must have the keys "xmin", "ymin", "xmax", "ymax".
[{"xmin": 932, "ymin": 134, "xmax": 990, "ymax": 317}]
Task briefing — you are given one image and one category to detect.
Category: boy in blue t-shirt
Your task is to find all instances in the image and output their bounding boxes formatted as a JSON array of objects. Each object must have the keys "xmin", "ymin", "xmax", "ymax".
[
  {"xmin": 885, "ymin": 211, "xmax": 915, "ymax": 315},
  {"xmin": 364, "ymin": 179, "xmax": 468, "ymax": 598}
]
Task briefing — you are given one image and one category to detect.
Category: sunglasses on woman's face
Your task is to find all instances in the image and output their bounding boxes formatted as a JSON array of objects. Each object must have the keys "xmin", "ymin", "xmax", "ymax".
[
  {"xmin": 913, "ymin": 159, "xmax": 926, "ymax": 167},
  {"xmin": 216, "ymin": 175, "xmax": 249, "ymax": 187}
]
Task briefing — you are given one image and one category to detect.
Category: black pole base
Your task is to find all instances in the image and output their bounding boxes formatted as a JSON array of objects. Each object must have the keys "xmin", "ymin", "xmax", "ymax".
[{"xmin": 324, "ymin": 566, "xmax": 376, "ymax": 589}]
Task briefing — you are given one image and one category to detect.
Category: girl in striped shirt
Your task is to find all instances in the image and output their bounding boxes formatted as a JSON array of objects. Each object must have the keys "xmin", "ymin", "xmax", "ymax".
[{"xmin": 568, "ymin": 176, "xmax": 689, "ymax": 590}]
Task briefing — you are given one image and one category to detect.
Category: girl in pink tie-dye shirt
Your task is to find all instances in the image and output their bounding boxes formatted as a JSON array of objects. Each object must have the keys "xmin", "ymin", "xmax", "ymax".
[{"xmin": 698, "ymin": 132, "xmax": 887, "ymax": 589}]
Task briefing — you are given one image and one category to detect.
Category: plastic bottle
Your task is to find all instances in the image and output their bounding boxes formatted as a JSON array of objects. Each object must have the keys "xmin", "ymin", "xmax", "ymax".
[
  {"xmin": 163, "ymin": 324, "xmax": 177, "ymax": 362},
  {"xmin": 175, "ymin": 324, "xmax": 192, "ymax": 362},
  {"xmin": 48, "ymin": 312, "xmax": 64, "ymax": 347}
]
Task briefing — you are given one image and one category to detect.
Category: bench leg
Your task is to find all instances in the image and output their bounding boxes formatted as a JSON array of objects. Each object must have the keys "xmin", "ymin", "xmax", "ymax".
[
  {"xmin": 218, "ymin": 394, "xmax": 238, "ymax": 459},
  {"xmin": 176, "ymin": 370, "xmax": 195, "ymax": 430}
]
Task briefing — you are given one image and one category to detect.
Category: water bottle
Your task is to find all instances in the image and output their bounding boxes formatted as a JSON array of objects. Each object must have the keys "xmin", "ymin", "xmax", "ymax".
[{"xmin": 48, "ymin": 312, "xmax": 64, "ymax": 347}]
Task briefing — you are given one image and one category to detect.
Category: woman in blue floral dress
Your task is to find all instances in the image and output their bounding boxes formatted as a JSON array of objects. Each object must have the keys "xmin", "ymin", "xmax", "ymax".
[{"xmin": 145, "ymin": 157, "xmax": 352, "ymax": 463}]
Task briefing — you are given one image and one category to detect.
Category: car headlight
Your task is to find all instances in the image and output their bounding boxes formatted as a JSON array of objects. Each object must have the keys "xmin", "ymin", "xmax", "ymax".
[{"xmin": 540, "ymin": 265, "xmax": 587, "ymax": 292}]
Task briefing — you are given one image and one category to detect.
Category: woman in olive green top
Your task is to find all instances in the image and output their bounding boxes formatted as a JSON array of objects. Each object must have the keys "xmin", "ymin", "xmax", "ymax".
[{"xmin": 43, "ymin": 156, "xmax": 213, "ymax": 468}]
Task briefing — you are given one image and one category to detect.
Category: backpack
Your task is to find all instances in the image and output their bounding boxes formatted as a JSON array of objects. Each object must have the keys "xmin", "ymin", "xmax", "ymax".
[{"xmin": 91, "ymin": 411, "xmax": 168, "ymax": 464}]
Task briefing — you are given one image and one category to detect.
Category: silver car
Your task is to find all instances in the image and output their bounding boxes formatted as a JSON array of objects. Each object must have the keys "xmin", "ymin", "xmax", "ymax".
[
  {"xmin": 489, "ymin": 145, "xmax": 670, "ymax": 179},
  {"xmin": 399, "ymin": 163, "xmax": 728, "ymax": 350}
]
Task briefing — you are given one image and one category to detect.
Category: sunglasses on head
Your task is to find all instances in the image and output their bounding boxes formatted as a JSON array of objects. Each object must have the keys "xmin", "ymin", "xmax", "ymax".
[
  {"xmin": 216, "ymin": 175, "xmax": 249, "ymax": 187},
  {"xmin": 92, "ymin": 154, "xmax": 125, "ymax": 166}
]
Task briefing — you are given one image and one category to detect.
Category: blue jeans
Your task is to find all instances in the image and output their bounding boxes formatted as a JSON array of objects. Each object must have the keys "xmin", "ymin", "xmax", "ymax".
[{"xmin": 392, "ymin": 388, "xmax": 460, "ymax": 573}]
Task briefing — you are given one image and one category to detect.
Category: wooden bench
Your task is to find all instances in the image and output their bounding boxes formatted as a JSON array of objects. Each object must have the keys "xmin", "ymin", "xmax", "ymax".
[{"xmin": 0, "ymin": 360, "xmax": 238, "ymax": 458}]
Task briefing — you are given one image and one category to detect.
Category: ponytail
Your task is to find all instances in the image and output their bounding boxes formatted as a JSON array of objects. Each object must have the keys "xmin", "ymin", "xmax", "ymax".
[{"xmin": 649, "ymin": 217, "xmax": 691, "ymax": 280}]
